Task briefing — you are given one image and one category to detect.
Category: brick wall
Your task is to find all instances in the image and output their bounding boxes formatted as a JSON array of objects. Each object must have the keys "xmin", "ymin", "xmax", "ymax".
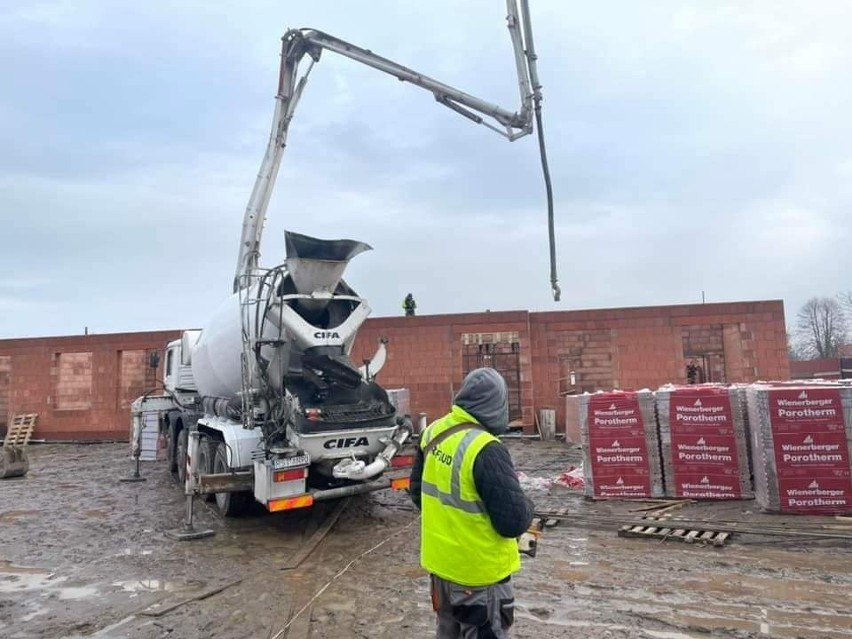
[
  {"xmin": 349, "ymin": 311, "xmax": 535, "ymax": 428},
  {"xmin": 528, "ymin": 301, "xmax": 789, "ymax": 429},
  {"xmin": 0, "ymin": 355, "xmax": 10, "ymax": 429},
  {"xmin": 0, "ymin": 301, "xmax": 789, "ymax": 440},
  {"xmin": 0, "ymin": 330, "xmax": 181, "ymax": 440}
]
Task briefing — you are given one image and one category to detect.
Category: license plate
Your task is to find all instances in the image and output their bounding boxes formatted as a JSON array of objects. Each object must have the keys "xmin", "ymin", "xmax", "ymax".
[{"xmin": 273, "ymin": 453, "xmax": 310, "ymax": 469}]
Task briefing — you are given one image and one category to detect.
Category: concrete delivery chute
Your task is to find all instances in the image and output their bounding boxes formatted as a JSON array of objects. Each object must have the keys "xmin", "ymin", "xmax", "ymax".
[{"xmin": 129, "ymin": 1, "xmax": 557, "ymax": 539}]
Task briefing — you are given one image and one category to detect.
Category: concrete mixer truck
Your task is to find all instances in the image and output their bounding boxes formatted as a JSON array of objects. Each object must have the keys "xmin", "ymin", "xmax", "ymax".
[{"xmin": 130, "ymin": 1, "xmax": 557, "ymax": 533}]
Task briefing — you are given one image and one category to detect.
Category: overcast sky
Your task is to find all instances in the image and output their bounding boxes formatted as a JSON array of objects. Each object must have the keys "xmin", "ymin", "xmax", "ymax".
[{"xmin": 1, "ymin": 0, "xmax": 850, "ymax": 339}]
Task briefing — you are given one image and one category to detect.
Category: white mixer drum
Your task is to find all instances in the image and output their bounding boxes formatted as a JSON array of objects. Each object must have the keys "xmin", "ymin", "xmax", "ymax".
[
  {"xmin": 191, "ymin": 288, "xmax": 283, "ymax": 400},
  {"xmin": 191, "ymin": 292, "xmax": 245, "ymax": 399}
]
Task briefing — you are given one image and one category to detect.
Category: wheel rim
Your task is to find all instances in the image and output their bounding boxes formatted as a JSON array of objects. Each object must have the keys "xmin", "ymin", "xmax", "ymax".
[{"xmin": 213, "ymin": 447, "xmax": 228, "ymax": 512}]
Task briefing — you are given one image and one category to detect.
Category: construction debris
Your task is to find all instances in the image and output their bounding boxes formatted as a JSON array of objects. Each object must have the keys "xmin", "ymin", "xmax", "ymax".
[{"xmin": 516, "ymin": 464, "xmax": 585, "ymax": 492}]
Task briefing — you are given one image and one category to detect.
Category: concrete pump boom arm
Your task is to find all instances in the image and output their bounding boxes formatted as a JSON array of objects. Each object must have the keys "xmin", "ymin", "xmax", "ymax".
[{"xmin": 234, "ymin": 0, "xmax": 560, "ymax": 300}]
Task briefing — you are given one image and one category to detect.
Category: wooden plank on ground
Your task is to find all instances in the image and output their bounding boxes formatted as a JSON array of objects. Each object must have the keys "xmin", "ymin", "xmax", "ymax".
[
  {"xmin": 713, "ymin": 533, "xmax": 730, "ymax": 547},
  {"xmin": 281, "ymin": 499, "xmax": 349, "ymax": 571}
]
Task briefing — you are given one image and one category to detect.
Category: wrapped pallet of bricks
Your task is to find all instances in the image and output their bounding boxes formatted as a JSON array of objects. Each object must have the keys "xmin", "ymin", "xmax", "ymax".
[
  {"xmin": 386, "ymin": 388, "xmax": 411, "ymax": 418},
  {"xmin": 746, "ymin": 382, "xmax": 852, "ymax": 515},
  {"xmin": 579, "ymin": 390, "xmax": 665, "ymax": 499},
  {"xmin": 656, "ymin": 384, "xmax": 753, "ymax": 500}
]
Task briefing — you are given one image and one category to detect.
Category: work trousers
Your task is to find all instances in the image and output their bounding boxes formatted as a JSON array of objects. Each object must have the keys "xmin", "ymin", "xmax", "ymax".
[{"xmin": 430, "ymin": 573, "xmax": 515, "ymax": 639}]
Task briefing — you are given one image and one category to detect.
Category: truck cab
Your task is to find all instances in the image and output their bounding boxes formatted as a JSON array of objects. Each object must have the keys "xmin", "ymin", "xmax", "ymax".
[{"xmin": 164, "ymin": 333, "xmax": 199, "ymax": 394}]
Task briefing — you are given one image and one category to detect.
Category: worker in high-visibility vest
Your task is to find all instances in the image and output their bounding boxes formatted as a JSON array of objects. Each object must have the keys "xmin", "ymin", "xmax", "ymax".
[
  {"xmin": 403, "ymin": 293, "xmax": 417, "ymax": 316},
  {"xmin": 409, "ymin": 368, "xmax": 534, "ymax": 638}
]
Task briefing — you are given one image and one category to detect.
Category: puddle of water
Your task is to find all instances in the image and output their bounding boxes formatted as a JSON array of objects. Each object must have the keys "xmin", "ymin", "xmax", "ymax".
[
  {"xmin": 0, "ymin": 571, "xmax": 59, "ymax": 593},
  {"xmin": 112, "ymin": 579, "xmax": 204, "ymax": 596},
  {"xmin": 58, "ymin": 585, "xmax": 98, "ymax": 600},
  {"xmin": 0, "ymin": 569, "xmax": 98, "ymax": 602},
  {"xmin": 114, "ymin": 548, "xmax": 153, "ymax": 557},
  {"xmin": 113, "ymin": 579, "xmax": 179, "ymax": 593}
]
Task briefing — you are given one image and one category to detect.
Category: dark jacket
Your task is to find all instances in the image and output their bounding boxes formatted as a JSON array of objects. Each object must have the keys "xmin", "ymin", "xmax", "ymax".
[{"xmin": 408, "ymin": 367, "xmax": 534, "ymax": 538}]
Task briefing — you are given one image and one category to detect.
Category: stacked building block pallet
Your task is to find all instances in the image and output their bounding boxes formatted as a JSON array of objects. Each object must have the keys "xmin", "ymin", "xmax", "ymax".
[
  {"xmin": 746, "ymin": 382, "xmax": 852, "ymax": 514},
  {"xmin": 579, "ymin": 390, "xmax": 665, "ymax": 499},
  {"xmin": 656, "ymin": 384, "xmax": 753, "ymax": 500}
]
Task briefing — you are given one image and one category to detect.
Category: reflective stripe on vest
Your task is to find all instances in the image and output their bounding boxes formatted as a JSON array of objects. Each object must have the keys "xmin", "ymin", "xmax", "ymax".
[{"xmin": 420, "ymin": 428, "xmax": 485, "ymax": 514}]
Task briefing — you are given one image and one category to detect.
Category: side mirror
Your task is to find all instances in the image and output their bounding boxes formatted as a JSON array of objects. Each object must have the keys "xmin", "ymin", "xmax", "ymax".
[{"xmin": 149, "ymin": 351, "xmax": 161, "ymax": 370}]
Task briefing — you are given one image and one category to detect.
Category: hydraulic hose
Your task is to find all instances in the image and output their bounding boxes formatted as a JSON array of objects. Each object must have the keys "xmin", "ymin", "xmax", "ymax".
[
  {"xmin": 519, "ymin": 0, "xmax": 560, "ymax": 302},
  {"xmin": 535, "ymin": 104, "xmax": 560, "ymax": 302}
]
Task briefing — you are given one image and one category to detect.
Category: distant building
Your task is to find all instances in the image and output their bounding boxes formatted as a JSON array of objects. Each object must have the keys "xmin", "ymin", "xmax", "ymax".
[{"xmin": 789, "ymin": 357, "xmax": 852, "ymax": 380}]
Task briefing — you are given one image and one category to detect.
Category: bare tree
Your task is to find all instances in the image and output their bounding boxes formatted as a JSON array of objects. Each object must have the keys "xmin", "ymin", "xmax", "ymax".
[
  {"xmin": 794, "ymin": 297, "xmax": 849, "ymax": 359},
  {"xmin": 787, "ymin": 329, "xmax": 805, "ymax": 361}
]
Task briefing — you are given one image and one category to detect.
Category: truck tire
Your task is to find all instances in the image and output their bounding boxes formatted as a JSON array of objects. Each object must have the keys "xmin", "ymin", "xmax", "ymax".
[
  {"xmin": 213, "ymin": 442, "xmax": 249, "ymax": 517},
  {"xmin": 166, "ymin": 422, "xmax": 178, "ymax": 474},
  {"xmin": 197, "ymin": 438, "xmax": 215, "ymax": 502},
  {"xmin": 176, "ymin": 427, "xmax": 188, "ymax": 484}
]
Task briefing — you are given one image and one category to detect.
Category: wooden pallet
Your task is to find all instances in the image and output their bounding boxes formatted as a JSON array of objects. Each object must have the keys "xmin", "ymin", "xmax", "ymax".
[
  {"xmin": 542, "ymin": 507, "xmax": 570, "ymax": 528},
  {"xmin": 3, "ymin": 413, "xmax": 37, "ymax": 448},
  {"xmin": 618, "ymin": 524, "xmax": 730, "ymax": 546}
]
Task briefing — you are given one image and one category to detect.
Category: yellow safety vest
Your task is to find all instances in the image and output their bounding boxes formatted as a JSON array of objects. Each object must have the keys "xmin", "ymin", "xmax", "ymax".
[{"xmin": 419, "ymin": 405, "xmax": 521, "ymax": 586}]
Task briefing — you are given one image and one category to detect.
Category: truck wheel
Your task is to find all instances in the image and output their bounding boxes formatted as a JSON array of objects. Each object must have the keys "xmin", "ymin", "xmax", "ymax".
[
  {"xmin": 197, "ymin": 439, "xmax": 215, "ymax": 502},
  {"xmin": 166, "ymin": 422, "xmax": 178, "ymax": 474},
  {"xmin": 213, "ymin": 442, "xmax": 248, "ymax": 517},
  {"xmin": 176, "ymin": 428, "xmax": 188, "ymax": 484}
]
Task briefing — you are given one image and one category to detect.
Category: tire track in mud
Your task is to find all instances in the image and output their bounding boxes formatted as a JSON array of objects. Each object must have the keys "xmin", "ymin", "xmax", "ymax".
[
  {"xmin": 268, "ymin": 500, "xmax": 420, "ymax": 639},
  {"xmin": 271, "ymin": 498, "xmax": 349, "ymax": 639},
  {"xmin": 50, "ymin": 498, "xmax": 353, "ymax": 639}
]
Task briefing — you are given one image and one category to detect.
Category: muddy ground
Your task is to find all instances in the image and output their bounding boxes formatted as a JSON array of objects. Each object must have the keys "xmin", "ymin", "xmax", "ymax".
[{"xmin": 1, "ymin": 441, "xmax": 852, "ymax": 639}]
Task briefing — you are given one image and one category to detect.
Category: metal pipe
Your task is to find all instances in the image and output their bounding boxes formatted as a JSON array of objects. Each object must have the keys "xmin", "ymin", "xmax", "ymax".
[
  {"xmin": 310, "ymin": 477, "xmax": 392, "ymax": 501},
  {"xmin": 331, "ymin": 426, "xmax": 411, "ymax": 481}
]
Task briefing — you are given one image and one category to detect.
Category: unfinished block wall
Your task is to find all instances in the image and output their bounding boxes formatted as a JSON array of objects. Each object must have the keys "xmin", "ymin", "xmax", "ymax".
[
  {"xmin": 0, "ymin": 331, "xmax": 180, "ymax": 440},
  {"xmin": 533, "ymin": 302, "xmax": 789, "ymax": 430},
  {"xmin": 0, "ymin": 301, "xmax": 789, "ymax": 440},
  {"xmin": 350, "ymin": 311, "xmax": 535, "ymax": 429}
]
